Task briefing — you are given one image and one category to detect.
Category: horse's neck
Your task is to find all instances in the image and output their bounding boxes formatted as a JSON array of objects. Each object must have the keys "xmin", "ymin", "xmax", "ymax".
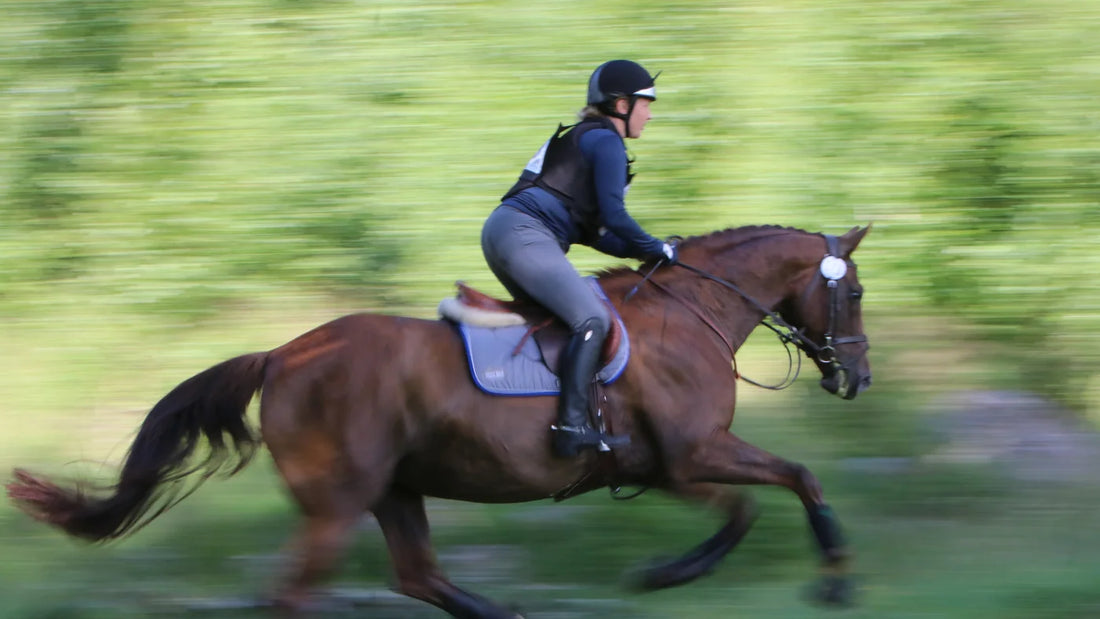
[{"xmin": 680, "ymin": 234, "xmax": 819, "ymax": 349}]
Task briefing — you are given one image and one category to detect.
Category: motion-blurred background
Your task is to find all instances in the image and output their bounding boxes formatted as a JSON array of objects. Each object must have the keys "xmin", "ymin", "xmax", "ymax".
[{"xmin": 2, "ymin": 1, "xmax": 1098, "ymax": 617}]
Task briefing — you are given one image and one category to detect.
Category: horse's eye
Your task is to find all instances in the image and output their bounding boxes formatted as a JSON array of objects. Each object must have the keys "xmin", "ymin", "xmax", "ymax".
[{"xmin": 850, "ymin": 289, "xmax": 863, "ymax": 300}]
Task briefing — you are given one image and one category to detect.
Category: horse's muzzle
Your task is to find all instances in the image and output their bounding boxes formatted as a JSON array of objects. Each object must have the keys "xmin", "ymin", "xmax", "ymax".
[{"xmin": 820, "ymin": 369, "xmax": 872, "ymax": 400}]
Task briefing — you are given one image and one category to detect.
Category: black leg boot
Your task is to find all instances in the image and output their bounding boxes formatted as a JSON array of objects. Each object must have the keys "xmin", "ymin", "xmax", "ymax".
[{"xmin": 551, "ymin": 317, "xmax": 630, "ymax": 457}]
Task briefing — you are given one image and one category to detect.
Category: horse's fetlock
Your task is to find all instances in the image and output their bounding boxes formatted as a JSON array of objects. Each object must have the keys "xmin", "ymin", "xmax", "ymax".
[
  {"xmin": 790, "ymin": 463, "xmax": 823, "ymax": 496},
  {"xmin": 393, "ymin": 574, "xmax": 438, "ymax": 603},
  {"xmin": 821, "ymin": 546, "xmax": 851, "ymax": 570}
]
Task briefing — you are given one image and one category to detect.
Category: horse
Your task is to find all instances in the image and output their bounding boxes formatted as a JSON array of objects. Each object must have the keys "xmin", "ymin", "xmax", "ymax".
[{"xmin": 8, "ymin": 224, "xmax": 871, "ymax": 618}]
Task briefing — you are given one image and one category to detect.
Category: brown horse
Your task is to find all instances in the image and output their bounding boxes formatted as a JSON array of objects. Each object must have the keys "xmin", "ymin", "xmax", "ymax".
[{"xmin": 8, "ymin": 224, "xmax": 871, "ymax": 618}]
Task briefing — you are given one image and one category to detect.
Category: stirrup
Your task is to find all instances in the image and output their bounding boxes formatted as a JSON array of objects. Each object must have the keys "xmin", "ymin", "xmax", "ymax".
[{"xmin": 551, "ymin": 424, "xmax": 630, "ymax": 457}]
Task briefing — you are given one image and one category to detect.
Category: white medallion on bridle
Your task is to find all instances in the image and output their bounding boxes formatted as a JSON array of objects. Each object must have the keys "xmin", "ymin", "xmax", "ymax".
[{"xmin": 819, "ymin": 255, "xmax": 848, "ymax": 281}]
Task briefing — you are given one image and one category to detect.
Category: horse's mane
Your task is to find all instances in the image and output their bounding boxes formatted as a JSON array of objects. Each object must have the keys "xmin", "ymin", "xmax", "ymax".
[{"xmin": 596, "ymin": 224, "xmax": 817, "ymax": 283}]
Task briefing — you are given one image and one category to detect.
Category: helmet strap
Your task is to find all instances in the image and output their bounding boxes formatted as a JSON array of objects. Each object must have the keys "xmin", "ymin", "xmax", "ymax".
[
  {"xmin": 624, "ymin": 96, "xmax": 641, "ymax": 138},
  {"xmin": 602, "ymin": 96, "xmax": 639, "ymax": 138}
]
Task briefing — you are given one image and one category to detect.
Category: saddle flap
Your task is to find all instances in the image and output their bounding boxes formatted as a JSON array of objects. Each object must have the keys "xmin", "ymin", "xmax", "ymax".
[{"xmin": 532, "ymin": 311, "xmax": 622, "ymax": 370}]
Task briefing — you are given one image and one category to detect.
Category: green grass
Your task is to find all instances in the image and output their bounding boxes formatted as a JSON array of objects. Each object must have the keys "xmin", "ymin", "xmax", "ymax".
[{"xmin": 5, "ymin": 434, "xmax": 1099, "ymax": 618}]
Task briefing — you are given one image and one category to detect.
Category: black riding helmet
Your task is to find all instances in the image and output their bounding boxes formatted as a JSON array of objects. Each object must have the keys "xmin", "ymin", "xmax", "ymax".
[{"xmin": 586, "ymin": 60, "xmax": 657, "ymax": 134}]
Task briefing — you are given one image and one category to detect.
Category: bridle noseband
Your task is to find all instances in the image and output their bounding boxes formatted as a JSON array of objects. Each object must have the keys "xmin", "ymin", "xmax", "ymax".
[{"xmin": 627, "ymin": 234, "xmax": 867, "ymax": 390}]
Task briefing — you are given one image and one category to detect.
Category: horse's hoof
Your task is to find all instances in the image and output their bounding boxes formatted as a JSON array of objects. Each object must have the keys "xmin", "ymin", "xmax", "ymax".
[{"xmin": 806, "ymin": 574, "xmax": 856, "ymax": 607}]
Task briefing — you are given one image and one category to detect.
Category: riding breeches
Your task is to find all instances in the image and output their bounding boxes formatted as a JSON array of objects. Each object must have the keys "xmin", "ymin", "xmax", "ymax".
[{"xmin": 481, "ymin": 205, "xmax": 611, "ymax": 336}]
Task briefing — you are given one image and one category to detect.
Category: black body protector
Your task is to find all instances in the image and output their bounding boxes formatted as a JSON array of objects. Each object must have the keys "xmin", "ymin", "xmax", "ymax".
[{"xmin": 502, "ymin": 116, "xmax": 632, "ymax": 245}]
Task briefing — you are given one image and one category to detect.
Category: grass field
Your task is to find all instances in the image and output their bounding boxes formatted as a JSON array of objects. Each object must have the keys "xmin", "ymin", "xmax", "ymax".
[{"xmin": 4, "ymin": 414, "xmax": 1099, "ymax": 618}]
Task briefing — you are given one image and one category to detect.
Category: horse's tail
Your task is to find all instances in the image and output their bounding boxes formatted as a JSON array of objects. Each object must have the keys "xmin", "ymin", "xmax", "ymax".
[{"xmin": 6, "ymin": 352, "xmax": 268, "ymax": 542}]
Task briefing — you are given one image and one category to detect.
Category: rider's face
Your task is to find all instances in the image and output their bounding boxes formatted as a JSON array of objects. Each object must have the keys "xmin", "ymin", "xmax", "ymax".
[
  {"xmin": 615, "ymin": 97, "xmax": 653, "ymax": 139},
  {"xmin": 629, "ymin": 97, "xmax": 653, "ymax": 138}
]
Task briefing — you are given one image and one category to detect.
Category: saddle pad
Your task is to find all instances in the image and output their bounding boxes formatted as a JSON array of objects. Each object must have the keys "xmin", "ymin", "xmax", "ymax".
[{"xmin": 456, "ymin": 278, "xmax": 630, "ymax": 396}]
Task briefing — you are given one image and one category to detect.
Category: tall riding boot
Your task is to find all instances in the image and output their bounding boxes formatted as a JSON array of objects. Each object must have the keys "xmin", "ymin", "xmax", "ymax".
[{"xmin": 551, "ymin": 317, "xmax": 630, "ymax": 457}]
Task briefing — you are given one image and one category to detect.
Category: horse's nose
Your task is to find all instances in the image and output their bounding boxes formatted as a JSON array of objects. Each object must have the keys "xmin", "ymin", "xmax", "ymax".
[{"xmin": 858, "ymin": 374, "xmax": 872, "ymax": 393}]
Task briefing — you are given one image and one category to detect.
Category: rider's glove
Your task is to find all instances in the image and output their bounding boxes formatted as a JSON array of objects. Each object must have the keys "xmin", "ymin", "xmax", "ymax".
[{"xmin": 661, "ymin": 242, "xmax": 679, "ymax": 265}]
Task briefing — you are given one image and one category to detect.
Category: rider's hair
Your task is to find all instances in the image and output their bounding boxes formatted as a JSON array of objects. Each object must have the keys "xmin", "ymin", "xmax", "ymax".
[{"xmin": 577, "ymin": 104, "xmax": 607, "ymax": 120}]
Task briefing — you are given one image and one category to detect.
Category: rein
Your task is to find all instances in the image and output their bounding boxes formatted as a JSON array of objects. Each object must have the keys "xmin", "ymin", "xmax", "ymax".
[
  {"xmin": 646, "ymin": 278, "xmax": 736, "ymax": 360},
  {"xmin": 644, "ymin": 275, "xmax": 803, "ymax": 389},
  {"xmin": 669, "ymin": 261, "xmax": 813, "ymax": 390},
  {"xmin": 674, "ymin": 261, "xmax": 822, "ymax": 354}
]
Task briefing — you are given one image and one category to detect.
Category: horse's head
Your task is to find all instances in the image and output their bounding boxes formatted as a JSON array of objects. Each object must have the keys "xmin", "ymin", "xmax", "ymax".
[
  {"xmin": 779, "ymin": 225, "xmax": 872, "ymax": 400},
  {"xmin": 618, "ymin": 223, "xmax": 873, "ymax": 400}
]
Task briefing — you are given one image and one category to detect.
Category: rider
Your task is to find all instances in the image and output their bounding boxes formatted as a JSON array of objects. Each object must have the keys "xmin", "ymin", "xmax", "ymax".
[{"xmin": 481, "ymin": 59, "xmax": 678, "ymax": 458}]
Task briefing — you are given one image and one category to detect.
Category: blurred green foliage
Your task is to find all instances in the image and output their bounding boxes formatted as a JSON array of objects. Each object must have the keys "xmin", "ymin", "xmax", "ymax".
[{"xmin": 3, "ymin": 0, "xmax": 1096, "ymax": 411}]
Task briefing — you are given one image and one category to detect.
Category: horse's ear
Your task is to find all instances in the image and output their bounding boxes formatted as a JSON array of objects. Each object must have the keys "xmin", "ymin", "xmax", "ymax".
[{"xmin": 839, "ymin": 224, "xmax": 871, "ymax": 256}]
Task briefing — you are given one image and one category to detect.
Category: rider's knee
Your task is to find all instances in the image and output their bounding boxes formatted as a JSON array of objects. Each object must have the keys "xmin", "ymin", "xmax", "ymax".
[{"xmin": 575, "ymin": 312, "xmax": 610, "ymax": 342}]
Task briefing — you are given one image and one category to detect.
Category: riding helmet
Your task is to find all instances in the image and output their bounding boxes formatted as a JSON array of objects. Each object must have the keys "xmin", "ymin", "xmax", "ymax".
[{"xmin": 586, "ymin": 59, "xmax": 658, "ymax": 107}]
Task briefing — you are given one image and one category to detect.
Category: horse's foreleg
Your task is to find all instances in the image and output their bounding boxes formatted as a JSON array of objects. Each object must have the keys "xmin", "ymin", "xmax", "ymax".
[
  {"xmin": 629, "ymin": 485, "xmax": 758, "ymax": 591},
  {"xmin": 373, "ymin": 488, "xmax": 520, "ymax": 619},
  {"xmin": 680, "ymin": 432, "xmax": 853, "ymax": 605}
]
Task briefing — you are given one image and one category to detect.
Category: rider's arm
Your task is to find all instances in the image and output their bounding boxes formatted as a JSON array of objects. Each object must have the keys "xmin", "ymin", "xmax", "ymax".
[
  {"xmin": 583, "ymin": 130, "xmax": 665, "ymax": 259},
  {"xmin": 591, "ymin": 229, "xmax": 635, "ymax": 258}
]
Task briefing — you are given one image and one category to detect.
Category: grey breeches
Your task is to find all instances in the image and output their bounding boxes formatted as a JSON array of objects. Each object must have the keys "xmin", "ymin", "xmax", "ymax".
[{"xmin": 481, "ymin": 205, "xmax": 610, "ymax": 336}]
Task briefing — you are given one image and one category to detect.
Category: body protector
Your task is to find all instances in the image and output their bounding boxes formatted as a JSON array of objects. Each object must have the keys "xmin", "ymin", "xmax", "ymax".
[{"xmin": 502, "ymin": 117, "xmax": 633, "ymax": 245}]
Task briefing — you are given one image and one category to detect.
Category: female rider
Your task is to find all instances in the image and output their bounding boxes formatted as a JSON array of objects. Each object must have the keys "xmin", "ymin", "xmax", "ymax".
[{"xmin": 481, "ymin": 59, "xmax": 677, "ymax": 458}]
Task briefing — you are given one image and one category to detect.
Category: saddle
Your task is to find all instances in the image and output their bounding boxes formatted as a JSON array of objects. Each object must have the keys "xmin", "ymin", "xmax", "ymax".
[
  {"xmin": 443, "ymin": 281, "xmax": 624, "ymax": 369},
  {"xmin": 438, "ymin": 279, "xmax": 630, "ymax": 396}
]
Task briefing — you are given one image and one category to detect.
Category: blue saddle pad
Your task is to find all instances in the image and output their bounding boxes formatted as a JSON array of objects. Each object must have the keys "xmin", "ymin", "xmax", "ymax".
[{"xmin": 455, "ymin": 278, "xmax": 630, "ymax": 396}]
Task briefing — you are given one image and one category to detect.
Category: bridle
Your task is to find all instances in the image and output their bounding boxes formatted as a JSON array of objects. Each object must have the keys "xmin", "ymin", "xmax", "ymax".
[
  {"xmin": 626, "ymin": 234, "xmax": 867, "ymax": 390},
  {"xmin": 811, "ymin": 234, "xmax": 870, "ymax": 367}
]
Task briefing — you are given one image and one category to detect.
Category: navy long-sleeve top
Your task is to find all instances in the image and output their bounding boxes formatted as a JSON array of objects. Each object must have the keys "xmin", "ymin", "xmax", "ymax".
[{"xmin": 502, "ymin": 126, "xmax": 664, "ymax": 259}]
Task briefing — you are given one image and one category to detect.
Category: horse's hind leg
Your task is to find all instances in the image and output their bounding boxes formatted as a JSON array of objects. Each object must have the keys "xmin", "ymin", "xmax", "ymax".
[
  {"xmin": 276, "ymin": 511, "xmax": 360, "ymax": 612},
  {"xmin": 373, "ymin": 487, "xmax": 519, "ymax": 619},
  {"xmin": 630, "ymin": 484, "xmax": 758, "ymax": 591},
  {"xmin": 267, "ymin": 433, "xmax": 387, "ymax": 612}
]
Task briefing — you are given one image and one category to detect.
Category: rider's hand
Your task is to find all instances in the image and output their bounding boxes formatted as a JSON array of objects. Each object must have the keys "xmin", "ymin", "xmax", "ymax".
[{"xmin": 661, "ymin": 242, "xmax": 678, "ymax": 264}]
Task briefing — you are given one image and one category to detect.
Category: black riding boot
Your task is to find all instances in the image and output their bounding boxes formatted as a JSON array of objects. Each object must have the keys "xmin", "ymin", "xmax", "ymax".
[{"xmin": 551, "ymin": 317, "xmax": 630, "ymax": 457}]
